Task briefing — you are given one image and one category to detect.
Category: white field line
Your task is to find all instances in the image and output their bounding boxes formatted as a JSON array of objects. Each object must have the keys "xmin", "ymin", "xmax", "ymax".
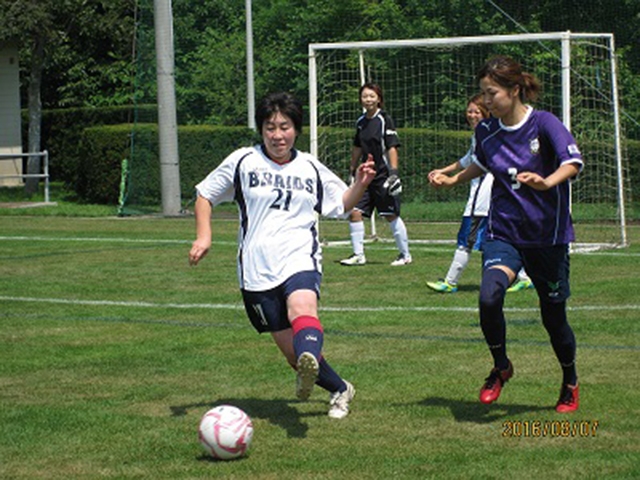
[
  {"xmin": 0, "ymin": 235, "xmax": 191, "ymax": 245},
  {"xmin": 2, "ymin": 295, "xmax": 640, "ymax": 313},
  {"xmin": 1, "ymin": 235, "xmax": 639, "ymax": 255}
]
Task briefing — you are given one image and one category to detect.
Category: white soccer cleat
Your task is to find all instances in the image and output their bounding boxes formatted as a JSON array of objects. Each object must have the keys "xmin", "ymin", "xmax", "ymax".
[
  {"xmin": 390, "ymin": 254, "xmax": 412, "ymax": 266},
  {"xmin": 340, "ymin": 254, "xmax": 366, "ymax": 266},
  {"xmin": 296, "ymin": 352, "xmax": 319, "ymax": 401},
  {"xmin": 328, "ymin": 380, "xmax": 356, "ymax": 419}
]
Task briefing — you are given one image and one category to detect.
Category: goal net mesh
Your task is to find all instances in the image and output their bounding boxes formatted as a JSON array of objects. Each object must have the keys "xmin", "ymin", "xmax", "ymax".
[{"xmin": 310, "ymin": 34, "xmax": 631, "ymax": 250}]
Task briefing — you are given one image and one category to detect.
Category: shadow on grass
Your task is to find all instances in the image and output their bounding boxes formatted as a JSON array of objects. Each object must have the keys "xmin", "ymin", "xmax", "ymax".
[
  {"xmin": 417, "ymin": 396, "xmax": 553, "ymax": 423},
  {"xmin": 170, "ymin": 397, "xmax": 325, "ymax": 439}
]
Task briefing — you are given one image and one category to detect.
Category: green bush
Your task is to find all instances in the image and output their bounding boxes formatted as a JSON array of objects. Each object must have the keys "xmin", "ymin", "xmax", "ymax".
[
  {"xmin": 77, "ymin": 124, "xmax": 259, "ymax": 205},
  {"xmin": 626, "ymin": 138, "xmax": 640, "ymax": 199},
  {"xmin": 76, "ymin": 126, "xmax": 132, "ymax": 204},
  {"xmin": 24, "ymin": 105, "xmax": 157, "ymax": 189},
  {"xmin": 74, "ymin": 123, "xmax": 640, "ymax": 211}
]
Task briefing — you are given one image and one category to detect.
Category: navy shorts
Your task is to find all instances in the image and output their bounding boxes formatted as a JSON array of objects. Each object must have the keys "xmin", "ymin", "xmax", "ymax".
[
  {"xmin": 241, "ymin": 270, "xmax": 322, "ymax": 333},
  {"xmin": 482, "ymin": 239, "xmax": 571, "ymax": 302},
  {"xmin": 355, "ymin": 177, "xmax": 401, "ymax": 218},
  {"xmin": 457, "ymin": 216, "xmax": 487, "ymax": 251}
]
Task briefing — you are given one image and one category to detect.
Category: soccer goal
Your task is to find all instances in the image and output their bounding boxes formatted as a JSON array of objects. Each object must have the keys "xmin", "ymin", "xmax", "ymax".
[{"xmin": 309, "ymin": 32, "xmax": 630, "ymax": 251}]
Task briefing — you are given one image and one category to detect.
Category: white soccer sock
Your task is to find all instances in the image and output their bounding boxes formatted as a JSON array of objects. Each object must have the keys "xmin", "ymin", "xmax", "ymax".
[
  {"xmin": 445, "ymin": 247, "xmax": 471, "ymax": 285},
  {"xmin": 389, "ymin": 217, "xmax": 410, "ymax": 257},
  {"xmin": 349, "ymin": 221, "xmax": 365, "ymax": 256}
]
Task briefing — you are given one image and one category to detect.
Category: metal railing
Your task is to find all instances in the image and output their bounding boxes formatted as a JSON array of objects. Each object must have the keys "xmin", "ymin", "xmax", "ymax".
[{"xmin": 0, "ymin": 151, "xmax": 49, "ymax": 202}]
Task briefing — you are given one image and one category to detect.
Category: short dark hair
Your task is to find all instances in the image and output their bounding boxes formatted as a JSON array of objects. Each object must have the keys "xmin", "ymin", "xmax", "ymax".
[
  {"xmin": 359, "ymin": 82, "xmax": 385, "ymax": 109},
  {"xmin": 255, "ymin": 92, "xmax": 303, "ymax": 134}
]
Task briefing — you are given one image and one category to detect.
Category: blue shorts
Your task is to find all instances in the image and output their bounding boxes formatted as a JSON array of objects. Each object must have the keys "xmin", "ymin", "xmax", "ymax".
[
  {"xmin": 355, "ymin": 177, "xmax": 401, "ymax": 218},
  {"xmin": 482, "ymin": 239, "xmax": 571, "ymax": 302},
  {"xmin": 457, "ymin": 216, "xmax": 487, "ymax": 250},
  {"xmin": 241, "ymin": 270, "xmax": 322, "ymax": 333}
]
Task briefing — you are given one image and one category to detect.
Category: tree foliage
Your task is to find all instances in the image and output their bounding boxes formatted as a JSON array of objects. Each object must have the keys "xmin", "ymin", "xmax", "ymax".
[{"xmin": 2, "ymin": 0, "xmax": 639, "ymax": 131}]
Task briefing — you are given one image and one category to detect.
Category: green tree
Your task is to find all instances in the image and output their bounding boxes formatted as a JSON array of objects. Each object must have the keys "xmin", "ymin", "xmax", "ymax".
[
  {"xmin": 0, "ymin": 0, "xmax": 57, "ymax": 194},
  {"xmin": 0, "ymin": 0, "xmax": 135, "ymax": 194}
]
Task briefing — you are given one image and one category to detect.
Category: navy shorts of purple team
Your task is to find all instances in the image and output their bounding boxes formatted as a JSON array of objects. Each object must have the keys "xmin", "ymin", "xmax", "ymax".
[
  {"xmin": 241, "ymin": 270, "xmax": 322, "ymax": 333},
  {"xmin": 482, "ymin": 238, "xmax": 570, "ymax": 302}
]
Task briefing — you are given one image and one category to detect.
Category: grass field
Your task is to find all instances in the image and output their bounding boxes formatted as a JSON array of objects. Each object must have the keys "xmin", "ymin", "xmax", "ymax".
[{"xmin": 1, "ymin": 213, "xmax": 639, "ymax": 479}]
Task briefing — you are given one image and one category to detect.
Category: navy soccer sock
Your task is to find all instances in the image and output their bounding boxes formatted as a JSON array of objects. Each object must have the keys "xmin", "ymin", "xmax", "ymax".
[
  {"xmin": 479, "ymin": 268, "xmax": 511, "ymax": 370},
  {"xmin": 316, "ymin": 357, "xmax": 347, "ymax": 393},
  {"xmin": 292, "ymin": 315, "xmax": 324, "ymax": 361},
  {"xmin": 540, "ymin": 301, "xmax": 578, "ymax": 385}
]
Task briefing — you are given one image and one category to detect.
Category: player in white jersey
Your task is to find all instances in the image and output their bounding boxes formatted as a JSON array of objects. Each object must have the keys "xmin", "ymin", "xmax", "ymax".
[
  {"xmin": 426, "ymin": 94, "xmax": 532, "ymax": 293},
  {"xmin": 430, "ymin": 56, "xmax": 582, "ymax": 413},
  {"xmin": 189, "ymin": 92, "xmax": 375, "ymax": 419}
]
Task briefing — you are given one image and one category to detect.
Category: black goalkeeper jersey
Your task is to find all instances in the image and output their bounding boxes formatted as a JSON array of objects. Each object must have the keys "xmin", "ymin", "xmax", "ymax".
[{"xmin": 353, "ymin": 109, "xmax": 400, "ymax": 180}]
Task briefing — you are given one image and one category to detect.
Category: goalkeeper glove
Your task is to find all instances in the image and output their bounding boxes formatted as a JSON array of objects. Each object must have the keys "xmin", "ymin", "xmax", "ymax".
[{"xmin": 384, "ymin": 168, "xmax": 402, "ymax": 196}]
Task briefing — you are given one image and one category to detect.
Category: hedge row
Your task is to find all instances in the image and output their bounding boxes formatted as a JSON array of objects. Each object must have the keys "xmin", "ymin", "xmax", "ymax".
[
  {"xmin": 28, "ymin": 105, "xmax": 639, "ymax": 207},
  {"xmin": 22, "ymin": 105, "xmax": 157, "ymax": 188},
  {"xmin": 76, "ymin": 123, "xmax": 640, "ymax": 207},
  {"xmin": 77, "ymin": 125, "xmax": 478, "ymax": 205},
  {"xmin": 78, "ymin": 124, "xmax": 260, "ymax": 205}
]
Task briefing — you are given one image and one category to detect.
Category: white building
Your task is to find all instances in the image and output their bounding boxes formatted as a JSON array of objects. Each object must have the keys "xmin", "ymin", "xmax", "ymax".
[{"xmin": 0, "ymin": 43, "xmax": 22, "ymax": 186}]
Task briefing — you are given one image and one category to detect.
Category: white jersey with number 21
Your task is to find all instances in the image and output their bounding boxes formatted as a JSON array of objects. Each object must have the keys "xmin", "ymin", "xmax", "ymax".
[{"xmin": 196, "ymin": 145, "xmax": 349, "ymax": 292}]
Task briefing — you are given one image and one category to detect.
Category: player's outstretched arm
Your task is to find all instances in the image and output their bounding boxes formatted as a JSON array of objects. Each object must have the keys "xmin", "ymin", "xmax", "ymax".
[
  {"xmin": 430, "ymin": 162, "xmax": 483, "ymax": 189},
  {"xmin": 427, "ymin": 160, "xmax": 461, "ymax": 182},
  {"xmin": 343, "ymin": 155, "xmax": 376, "ymax": 211},
  {"xmin": 517, "ymin": 163, "xmax": 581, "ymax": 191},
  {"xmin": 189, "ymin": 195, "xmax": 213, "ymax": 266}
]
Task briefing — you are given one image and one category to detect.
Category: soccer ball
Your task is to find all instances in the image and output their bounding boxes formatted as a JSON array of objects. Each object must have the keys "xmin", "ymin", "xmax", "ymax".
[{"xmin": 198, "ymin": 405, "xmax": 254, "ymax": 460}]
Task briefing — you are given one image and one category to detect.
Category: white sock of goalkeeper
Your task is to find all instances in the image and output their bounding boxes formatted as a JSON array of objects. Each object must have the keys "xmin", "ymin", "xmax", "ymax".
[
  {"xmin": 390, "ymin": 217, "xmax": 410, "ymax": 257},
  {"xmin": 349, "ymin": 221, "xmax": 365, "ymax": 256},
  {"xmin": 445, "ymin": 246, "xmax": 471, "ymax": 285}
]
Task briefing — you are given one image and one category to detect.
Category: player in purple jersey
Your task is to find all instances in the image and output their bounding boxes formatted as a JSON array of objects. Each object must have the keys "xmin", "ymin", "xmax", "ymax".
[
  {"xmin": 340, "ymin": 83, "xmax": 412, "ymax": 267},
  {"xmin": 430, "ymin": 56, "xmax": 583, "ymax": 413},
  {"xmin": 189, "ymin": 92, "xmax": 375, "ymax": 419},
  {"xmin": 427, "ymin": 94, "xmax": 532, "ymax": 294}
]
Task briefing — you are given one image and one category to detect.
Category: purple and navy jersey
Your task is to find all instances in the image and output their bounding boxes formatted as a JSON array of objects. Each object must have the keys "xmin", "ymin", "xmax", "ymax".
[
  {"xmin": 353, "ymin": 109, "xmax": 400, "ymax": 179},
  {"xmin": 473, "ymin": 107, "xmax": 584, "ymax": 247}
]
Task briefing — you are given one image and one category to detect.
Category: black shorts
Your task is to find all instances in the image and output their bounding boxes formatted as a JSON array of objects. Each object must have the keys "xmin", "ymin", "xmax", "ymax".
[
  {"xmin": 482, "ymin": 239, "xmax": 571, "ymax": 302},
  {"xmin": 241, "ymin": 270, "xmax": 322, "ymax": 333},
  {"xmin": 354, "ymin": 177, "xmax": 401, "ymax": 218}
]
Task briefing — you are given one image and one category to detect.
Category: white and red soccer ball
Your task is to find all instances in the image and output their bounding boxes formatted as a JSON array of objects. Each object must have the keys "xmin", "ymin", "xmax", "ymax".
[{"xmin": 198, "ymin": 405, "xmax": 254, "ymax": 460}]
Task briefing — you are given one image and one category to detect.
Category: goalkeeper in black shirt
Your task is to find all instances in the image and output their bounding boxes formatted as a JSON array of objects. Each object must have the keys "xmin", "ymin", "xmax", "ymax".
[{"xmin": 340, "ymin": 83, "xmax": 412, "ymax": 267}]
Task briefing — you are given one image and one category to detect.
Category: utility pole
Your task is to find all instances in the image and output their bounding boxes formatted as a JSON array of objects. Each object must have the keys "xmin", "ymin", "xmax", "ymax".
[
  {"xmin": 154, "ymin": 0, "xmax": 182, "ymax": 216},
  {"xmin": 246, "ymin": 0, "xmax": 255, "ymax": 130}
]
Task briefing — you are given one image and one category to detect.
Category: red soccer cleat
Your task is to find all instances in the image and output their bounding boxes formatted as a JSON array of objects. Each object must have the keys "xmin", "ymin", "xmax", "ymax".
[
  {"xmin": 555, "ymin": 384, "xmax": 579, "ymax": 413},
  {"xmin": 479, "ymin": 361, "xmax": 514, "ymax": 404}
]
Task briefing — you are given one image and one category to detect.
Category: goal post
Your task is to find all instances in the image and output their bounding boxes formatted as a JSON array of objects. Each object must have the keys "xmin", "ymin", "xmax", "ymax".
[{"xmin": 309, "ymin": 32, "xmax": 630, "ymax": 251}]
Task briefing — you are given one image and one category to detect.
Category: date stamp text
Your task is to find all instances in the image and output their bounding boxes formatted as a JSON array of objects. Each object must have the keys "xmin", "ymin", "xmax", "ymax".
[{"xmin": 502, "ymin": 420, "xmax": 599, "ymax": 438}]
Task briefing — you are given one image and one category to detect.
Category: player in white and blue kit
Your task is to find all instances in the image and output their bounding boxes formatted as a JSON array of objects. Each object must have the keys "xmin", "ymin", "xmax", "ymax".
[
  {"xmin": 426, "ymin": 94, "xmax": 493, "ymax": 293},
  {"xmin": 430, "ymin": 56, "xmax": 582, "ymax": 413},
  {"xmin": 189, "ymin": 92, "xmax": 375, "ymax": 419}
]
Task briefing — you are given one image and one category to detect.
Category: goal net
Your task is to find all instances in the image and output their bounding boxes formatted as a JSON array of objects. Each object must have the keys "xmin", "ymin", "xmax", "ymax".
[{"xmin": 309, "ymin": 32, "xmax": 630, "ymax": 251}]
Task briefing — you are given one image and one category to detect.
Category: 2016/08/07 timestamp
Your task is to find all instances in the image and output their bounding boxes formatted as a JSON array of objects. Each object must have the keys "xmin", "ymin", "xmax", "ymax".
[{"xmin": 502, "ymin": 420, "xmax": 599, "ymax": 438}]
